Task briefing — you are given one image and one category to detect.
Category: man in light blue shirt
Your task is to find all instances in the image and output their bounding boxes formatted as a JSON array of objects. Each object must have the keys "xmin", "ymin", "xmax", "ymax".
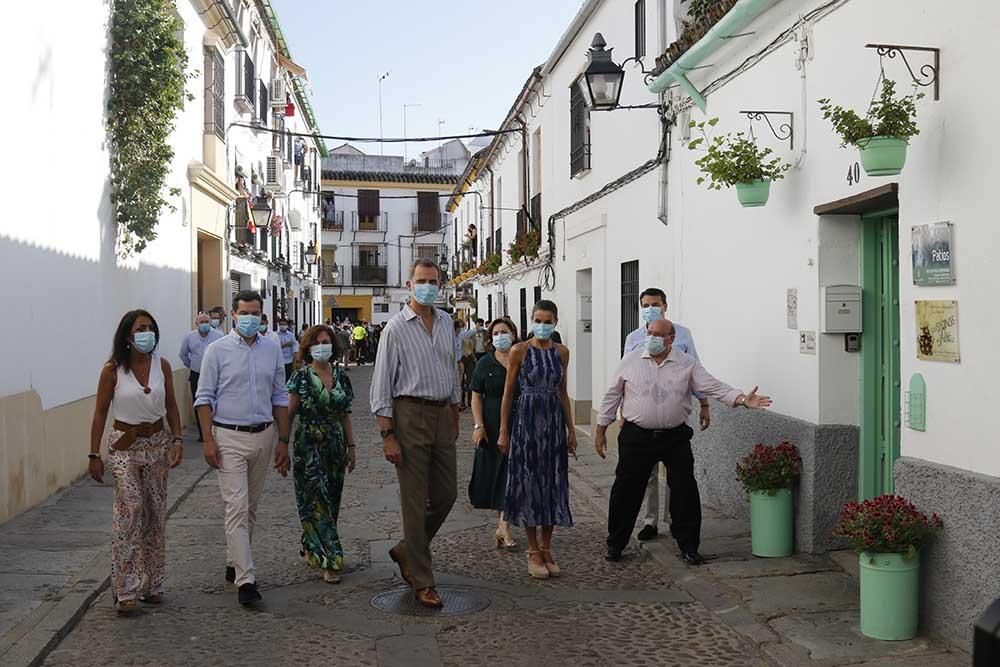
[
  {"xmin": 622, "ymin": 287, "xmax": 710, "ymax": 542},
  {"xmin": 180, "ymin": 312, "xmax": 223, "ymax": 442},
  {"xmin": 194, "ymin": 290, "xmax": 290, "ymax": 607},
  {"xmin": 276, "ymin": 317, "xmax": 299, "ymax": 379}
]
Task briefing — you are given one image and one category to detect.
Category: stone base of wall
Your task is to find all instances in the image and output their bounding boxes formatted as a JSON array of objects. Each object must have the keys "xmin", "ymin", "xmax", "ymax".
[
  {"xmin": 895, "ymin": 456, "xmax": 1000, "ymax": 649},
  {"xmin": 1, "ymin": 370, "xmax": 194, "ymax": 524},
  {"xmin": 691, "ymin": 404, "xmax": 858, "ymax": 554}
]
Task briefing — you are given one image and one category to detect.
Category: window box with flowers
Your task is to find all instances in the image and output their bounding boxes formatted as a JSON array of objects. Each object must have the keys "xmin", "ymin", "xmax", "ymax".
[
  {"xmin": 736, "ymin": 442, "xmax": 801, "ymax": 557},
  {"xmin": 507, "ymin": 229, "xmax": 542, "ymax": 266},
  {"xmin": 477, "ymin": 253, "xmax": 502, "ymax": 277},
  {"xmin": 834, "ymin": 495, "xmax": 942, "ymax": 640}
]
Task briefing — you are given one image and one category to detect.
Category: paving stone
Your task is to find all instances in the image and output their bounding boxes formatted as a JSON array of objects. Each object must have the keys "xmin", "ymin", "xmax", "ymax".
[
  {"xmin": 769, "ymin": 611, "xmax": 936, "ymax": 661},
  {"xmin": 707, "ymin": 554, "xmax": 835, "ymax": 580},
  {"xmin": 729, "ymin": 572, "xmax": 859, "ymax": 615}
]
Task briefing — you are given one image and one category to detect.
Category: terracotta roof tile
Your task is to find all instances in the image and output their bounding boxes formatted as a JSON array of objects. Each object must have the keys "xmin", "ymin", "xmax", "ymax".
[{"xmin": 322, "ymin": 170, "xmax": 460, "ymax": 185}]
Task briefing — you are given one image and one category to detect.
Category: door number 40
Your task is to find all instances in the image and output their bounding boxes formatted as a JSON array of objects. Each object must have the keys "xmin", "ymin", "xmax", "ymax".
[{"xmin": 847, "ymin": 162, "xmax": 861, "ymax": 186}]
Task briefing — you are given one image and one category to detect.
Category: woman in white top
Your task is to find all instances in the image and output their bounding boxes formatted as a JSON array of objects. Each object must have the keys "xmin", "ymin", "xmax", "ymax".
[{"xmin": 88, "ymin": 309, "xmax": 184, "ymax": 615}]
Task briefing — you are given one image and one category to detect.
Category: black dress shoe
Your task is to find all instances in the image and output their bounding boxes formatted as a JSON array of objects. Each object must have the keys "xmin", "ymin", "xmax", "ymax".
[
  {"xmin": 680, "ymin": 551, "xmax": 707, "ymax": 566},
  {"xmin": 238, "ymin": 582, "xmax": 262, "ymax": 605},
  {"xmin": 225, "ymin": 566, "xmax": 236, "ymax": 583},
  {"xmin": 636, "ymin": 525, "xmax": 658, "ymax": 541},
  {"xmin": 604, "ymin": 546, "xmax": 623, "ymax": 562}
]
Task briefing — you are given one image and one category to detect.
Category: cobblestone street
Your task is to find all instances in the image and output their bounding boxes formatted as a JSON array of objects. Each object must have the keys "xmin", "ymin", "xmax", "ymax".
[{"xmin": 41, "ymin": 367, "xmax": 770, "ymax": 667}]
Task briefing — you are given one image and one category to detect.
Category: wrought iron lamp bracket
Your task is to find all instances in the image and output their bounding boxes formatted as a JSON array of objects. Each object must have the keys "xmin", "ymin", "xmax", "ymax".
[
  {"xmin": 618, "ymin": 56, "xmax": 658, "ymax": 87},
  {"xmin": 865, "ymin": 44, "xmax": 940, "ymax": 101},
  {"xmin": 740, "ymin": 111, "xmax": 794, "ymax": 150}
]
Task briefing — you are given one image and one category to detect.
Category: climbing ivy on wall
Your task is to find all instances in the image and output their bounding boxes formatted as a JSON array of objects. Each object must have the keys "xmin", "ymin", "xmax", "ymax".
[{"xmin": 107, "ymin": 0, "xmax": 190, "ymax": 256}]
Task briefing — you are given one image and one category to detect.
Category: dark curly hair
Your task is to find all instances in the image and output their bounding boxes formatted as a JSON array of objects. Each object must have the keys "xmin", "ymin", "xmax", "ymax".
[{"xmin": 108, "ymin": 309, "xmax": 160, "ymax": 373}]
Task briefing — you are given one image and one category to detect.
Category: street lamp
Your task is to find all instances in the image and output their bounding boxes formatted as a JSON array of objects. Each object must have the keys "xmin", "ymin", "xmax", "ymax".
[
  {"xmin": 303, "ymin": 241, "xmax": 318, "ymax": 266},
  {"xmin": 581, "ymin": 33, "xmax": 659, "ymax": 112},
  {"xmin": 330, "ymin": 265, "xmax": 340, "ymax": 281},
  {"xmin": 250, "ymin": 195, "xmax": 273, "ymax": 230}
]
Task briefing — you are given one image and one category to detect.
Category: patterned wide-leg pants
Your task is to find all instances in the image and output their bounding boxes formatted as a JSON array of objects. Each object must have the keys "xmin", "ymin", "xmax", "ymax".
[{"xmin": 108, "ymin": 431, "xmax": 171, "ymax": 602}]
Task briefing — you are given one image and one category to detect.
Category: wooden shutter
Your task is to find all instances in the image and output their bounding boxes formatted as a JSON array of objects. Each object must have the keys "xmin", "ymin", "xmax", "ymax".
[
  {"xmin": 417, "ymin": 192, "xmax": 440, "ymax": 231},
  {"xmin": 358, "ymin": 190, "xmax": 380, "ymax": 219}
]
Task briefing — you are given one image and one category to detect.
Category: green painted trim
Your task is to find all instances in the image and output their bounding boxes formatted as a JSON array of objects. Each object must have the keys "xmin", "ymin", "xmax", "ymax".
[
  {"xmin": 859, "ymin": 221, "xmax": 880, "ymax": 500},
  {"xmin": 881, "ymin": 221, "xmax": 901, "ymax": 494},
  {"xmin": 674, "ymin": 74, "xmax": 708, "ymax": 112}
]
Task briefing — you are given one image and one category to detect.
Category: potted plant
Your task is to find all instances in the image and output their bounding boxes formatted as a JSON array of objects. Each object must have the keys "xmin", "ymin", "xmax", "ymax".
[
  {"xmin": 834, "ymin": 495, "xmax": 943, "ymax": 640},
  {"xmin": 819, "ymin": 79, "xmax": 922, "ymax": 177},
  {"xmin": 736, "ymin": 442, "xmax": 801, "ymax": 557},
  {"xmin": 688, "ymin": 118, "xmax": 791, "ymax": 207},
  {"xmin": 477, "ymin": 253, "xmax": 501, "ymax": 277}
]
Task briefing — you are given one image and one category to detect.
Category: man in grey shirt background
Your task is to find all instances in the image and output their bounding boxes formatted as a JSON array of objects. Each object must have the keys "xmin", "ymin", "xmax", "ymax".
[{"xmin": 370, "ymin": 259, "xmax": 460, "ymax": 609}]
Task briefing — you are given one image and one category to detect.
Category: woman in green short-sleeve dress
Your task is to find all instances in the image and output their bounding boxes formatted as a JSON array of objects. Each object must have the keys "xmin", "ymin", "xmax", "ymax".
[{"xmin": 287, "ymin": 325, "xmax": 355, "ymax": 583}]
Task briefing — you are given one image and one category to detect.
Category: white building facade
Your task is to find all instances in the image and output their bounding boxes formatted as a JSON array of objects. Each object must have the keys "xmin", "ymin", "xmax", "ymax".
[
  {"xmin": 458, "ymin": 0, "xmax": 1000, "ymax": 646},
  {"xmin": 320, "ymin": 147, "xmax": 464, "ymax": 324}
]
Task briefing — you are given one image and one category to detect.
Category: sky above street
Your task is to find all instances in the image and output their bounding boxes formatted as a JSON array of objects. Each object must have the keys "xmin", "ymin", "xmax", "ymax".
[{"xmin": 269, "ymin": 0, "xmax": 583, "ymax": 156}]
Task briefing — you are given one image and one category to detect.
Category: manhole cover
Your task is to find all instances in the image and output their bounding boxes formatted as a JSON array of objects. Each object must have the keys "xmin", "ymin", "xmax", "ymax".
[{"xmin": 371, "ymin": 587, "xmax": 491, "ymax": 617}]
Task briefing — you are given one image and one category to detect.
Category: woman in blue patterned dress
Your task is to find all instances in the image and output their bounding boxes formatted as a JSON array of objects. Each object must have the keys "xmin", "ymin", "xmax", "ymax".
[
  {"xmin": 499, "ymin": 300, "xmax": 577, "ymax": 579},
  {"xmin": 287, "ymin": 325, "xmax": 356, "ymax": 584}
]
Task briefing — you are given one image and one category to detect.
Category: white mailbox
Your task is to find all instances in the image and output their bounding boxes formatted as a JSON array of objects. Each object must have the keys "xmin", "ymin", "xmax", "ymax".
[{"xmin": 822, "ymin": 285, "xmax": 862, "ymax": 333}]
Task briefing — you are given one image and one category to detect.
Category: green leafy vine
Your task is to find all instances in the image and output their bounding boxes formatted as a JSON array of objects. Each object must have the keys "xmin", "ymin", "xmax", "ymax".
[
  {"xmin": 107, "ymin": 0, "xmax": 191, "ymax": 256},
  {"xmin": 688, "ymin": 118, "xmax": 791, "ymax": 190}
]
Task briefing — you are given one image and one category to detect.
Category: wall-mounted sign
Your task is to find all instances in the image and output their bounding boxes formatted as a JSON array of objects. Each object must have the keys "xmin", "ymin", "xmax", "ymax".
[
  {"xmin": 786, "ymin": 288, "xmax": 798, "ymax": 330},
  {"xmin": 915, "ymin": 300, "xmax": 960, "ymax": 363},
  {"xmin": 911, "ymin": 222, "xmax": 954, "ymax": 286},
  {"xmin": 799, "ymin": 330, "xmax": 816, "ymax": 355}
]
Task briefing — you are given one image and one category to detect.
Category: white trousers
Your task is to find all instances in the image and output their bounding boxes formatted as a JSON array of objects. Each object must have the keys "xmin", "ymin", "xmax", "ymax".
[
  {"xmin": 642, "ymin": 463, "xmax": 669, "ymax": 526},
  {"xmin": 215, "ymin": 424, "xmax": 275, "ymax": 587}
]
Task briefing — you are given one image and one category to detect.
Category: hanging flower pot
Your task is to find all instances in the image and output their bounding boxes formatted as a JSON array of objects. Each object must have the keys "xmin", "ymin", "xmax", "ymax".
[
  {"xmin": 858, "ymin": 136, "xmax": 908, "ymax": 176},
  {"xmin": 834, "ymin": 494, "xmax": 943, "ymax": 641},
  {"xmin": 736, "ymin": 442, "xmax": 801, "ymax": 557},
  {"xmin": 820, "ymin": 79, "xmax": 922, "ymax": 178},
  {"xmin": 735, "ymin": 180, "xmax": 771, "ymax": 208},
  {"xmin": 689, "ymin": 118, "xmax": 790, "ymax": 209}
]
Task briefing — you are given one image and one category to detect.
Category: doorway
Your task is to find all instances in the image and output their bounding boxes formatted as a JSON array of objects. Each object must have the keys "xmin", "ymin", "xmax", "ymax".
[{"xmin": 859, "ymin": 212, "xmax": 900, "ymax": 499}]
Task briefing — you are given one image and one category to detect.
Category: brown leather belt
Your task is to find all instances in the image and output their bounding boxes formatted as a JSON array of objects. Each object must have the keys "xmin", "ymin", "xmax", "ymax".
[
  {"xmin": 396, "ymin": 395, "xmax": 450, "ymax": 408},
  {"xmin": 111, "ymin": 419, "xmax": 164, "ymax": 450}
]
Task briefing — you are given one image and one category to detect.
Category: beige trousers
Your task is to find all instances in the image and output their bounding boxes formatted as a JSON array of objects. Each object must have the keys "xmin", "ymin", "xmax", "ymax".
[
  {"xmin": 393, "ymin": 400, "xmax": 458, "ymax": 590},
  {"xmin": 214, "ymin": 424, "xmax": 275, "ymax": 587}
]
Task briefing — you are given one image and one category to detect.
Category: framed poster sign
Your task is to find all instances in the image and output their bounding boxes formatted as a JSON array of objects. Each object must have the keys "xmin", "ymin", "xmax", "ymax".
[
  {"xmin": 915, "ymin": 300, "xmax": 960, "ymax": 363},
  {"xmin": 911, "ymin": 222, "xmax": 954, "ymax": 286}
]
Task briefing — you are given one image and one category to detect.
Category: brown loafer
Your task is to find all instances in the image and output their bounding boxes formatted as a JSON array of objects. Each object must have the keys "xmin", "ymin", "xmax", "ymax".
[
  {"xmin": 415, "ymin": 586, "xmax": 443, "ymax": 609},
  {"xmin": 389, "ymin": 544, "xmax": 414, "ymax": 587}
]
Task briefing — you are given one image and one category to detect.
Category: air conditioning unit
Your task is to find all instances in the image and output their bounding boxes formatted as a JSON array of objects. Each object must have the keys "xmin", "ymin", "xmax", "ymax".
[
  {"xmin": 264, "ymin": 155, "xmax": 285, "ymax": 192},
  {"xmin": 288, "ymin": 210, "xmax": 302, "ymax": 231},
  {"xmin": 270, "ymin": 78, "xmax": 287, "ymax": 108}
]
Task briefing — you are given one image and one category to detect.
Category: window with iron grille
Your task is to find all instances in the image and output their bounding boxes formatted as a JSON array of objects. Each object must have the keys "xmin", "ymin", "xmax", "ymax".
[
  {"xmin": 353, "ymin": 243, "xmax": 387, "ymax": 284},
  {"xmin": 621, "ymin": 260, "xmax": 639, "ymax": 356},
  {"xmin": 570, "ymin": 78, "xmax": 592, "ymax": 177},
  {"xmin": 204, "ymin": 47, "xmax": 225, "ymax": 139},
  {"xmin": 534, "ymin": 285, "xmax": 542, "ymax": 306},
  {"xmin": 530, "ymin": 193, "xmax": 542, "ymax": 232},
  {"xmin": 299, "ymin": 242, "xmax": 305, "ymax": 271},
  {"xmin": 415, "ymin": 244, "xmax": 438, "ymax": 262},
  {"xmin": 519, "ymin": 288, "xmax": 527, "ymax": 339},
  {"xmin": 495, "ymin": 227, "xmax": 503, "ymax": 262},
  {"xmin": 516, "ymin": 209, "xmax": 527, "ymax": 238},
  {"xmin": 258, "ymin": 226, "xmax": 268, "ymax": 252},
  {"xmin": 634, "ymin": 0, "xmax": 646, "ymax": 59},
  {"xmin": 487, "ymin": 294, "xmax": 493, "ymax": 321},
  {"xmin": 235, "ymin": 49, "xmax": 255, "ymax": 111},
  {"xmin": 258, "ymin": 80, "xmax": 269, "ymax": 126}
]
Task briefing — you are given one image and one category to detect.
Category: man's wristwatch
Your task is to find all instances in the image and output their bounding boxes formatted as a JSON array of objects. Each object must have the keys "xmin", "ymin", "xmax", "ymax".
[
  {"xmin": 379, "ymin": 428, "xmax": 395, "ymax": 439},
  {"xmin": 473, "ymin": 424, "xmax": 484, "ymax": 430}
]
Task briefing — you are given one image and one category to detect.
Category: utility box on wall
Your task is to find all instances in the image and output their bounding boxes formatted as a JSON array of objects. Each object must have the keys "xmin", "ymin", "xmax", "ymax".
[{"xmin": 822, "ymin": 285, "xmax": 862, "ymax": 333}]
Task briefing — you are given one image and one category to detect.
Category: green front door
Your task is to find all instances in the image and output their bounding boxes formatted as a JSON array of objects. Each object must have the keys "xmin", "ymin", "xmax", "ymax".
[{"xmin": 859, "ymin": 213, "xmax": 901, "ymax": 500}]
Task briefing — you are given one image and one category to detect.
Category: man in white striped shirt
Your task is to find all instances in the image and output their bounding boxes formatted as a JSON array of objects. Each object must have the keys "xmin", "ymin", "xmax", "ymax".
[
  {"xmin": 595, "ymin": 318, "xmax": 772, "ymax": 565},
  {"xmin": 371, "ymin": 259, "xmax": 460, "ymax": 609}
]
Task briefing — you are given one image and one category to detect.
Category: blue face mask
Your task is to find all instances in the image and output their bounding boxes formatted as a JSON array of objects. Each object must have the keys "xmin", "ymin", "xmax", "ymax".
[
  {"xmin": 493, "ymin": 333, "xmax": 513, "ymax": 351},
  {"xmin": 210, "ymin": 319, "xmax": 220, "ymax": 328},
  {"xmin": 641, "ymin": 306, "xmax": 663, "ymax": 324},
  {"xmin": 198, "ymin": 323, "xmax": 211, "ymax": 334},
  {"xmin": 412, "ymin": 283, "xmax": 439, "ymax": 306},
  {"xmin": 259, "ymin": 323, "xmax": 268, "ymax": 334},
  {"xmin": 310, "ymin": 343, "xmax": 333, "ymax": 362},
  {"xmin": 236, "ymin": 314, "xmax": 262, "ymax": 337},
  {"xmin": 533, "ymin": 323, "xmax": 556, "ymax": 340},
  {"xmin": 133, "ymin": 331, "xmax": 157, "ymax": 354},
  {"xmin": 645, "ymin": 334, "xmax": 666, "ymax": 356}
]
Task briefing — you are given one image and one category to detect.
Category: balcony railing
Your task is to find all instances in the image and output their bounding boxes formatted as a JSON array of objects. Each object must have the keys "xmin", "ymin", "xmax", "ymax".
[
  {"xmin": 321, "ymin": 264, "xmax": 342, "ymax": 287},
  {"xmin": 352, "ymin": 264, "xmax": 388, "ymax": 285},
  {"xmin": 411, "ymin": 212, "xmax": 448, "ymax": 233},
  {"xmin": 351, "ymin": 211, "xmax": 388, "ymax": 233},
  {"xmin": 516, "ymin": 208, "xmax": 527, "ymax": 237},
  {"xmin": 321, "ymin": 210, "xmax": 344, "ymax": 231},
  {"xmin": 531, "ymin": 193, "xmax": 542, "ymax": 231}
]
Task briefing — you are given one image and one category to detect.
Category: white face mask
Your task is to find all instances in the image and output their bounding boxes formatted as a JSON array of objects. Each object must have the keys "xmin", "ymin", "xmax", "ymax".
[
  {"xmin": 311, "ymin": 343, "xmax": 333, "ymax": 362},
  {"xmin": 645, "ymin": 334, "xmax": 666, "ymax": 355}
]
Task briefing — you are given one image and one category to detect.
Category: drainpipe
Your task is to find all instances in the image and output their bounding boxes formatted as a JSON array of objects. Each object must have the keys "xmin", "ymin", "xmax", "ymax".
[
  {"xmin": 656, "ymin": 0, "xmax": 670, "ymax": 226},
  {"xmin": 514, "ymin": 115, "xmax": 531, "ymax": 227}
]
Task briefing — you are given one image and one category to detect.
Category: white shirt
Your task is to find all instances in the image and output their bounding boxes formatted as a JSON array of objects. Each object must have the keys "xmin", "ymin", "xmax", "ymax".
[
  {"xmin": 597, "ymin": 347, "xmax": 741, "ymax": 429},
  {"xmin": 113, "ymin": 353, "xmax": 166, "ymax": 424}
]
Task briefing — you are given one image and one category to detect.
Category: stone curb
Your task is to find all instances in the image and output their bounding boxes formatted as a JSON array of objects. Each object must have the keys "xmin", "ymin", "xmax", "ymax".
[{"xmin": 0, "ymin": 438, "xmax": 212, "ymax": 667}]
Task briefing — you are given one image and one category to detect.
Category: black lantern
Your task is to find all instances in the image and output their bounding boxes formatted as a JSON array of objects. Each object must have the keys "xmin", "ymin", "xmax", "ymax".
[
  {"xmin": 582, "ymin": 33, "xmax": 625, "ymax": 111},
  {"xmin": 303, "ymin": 241, "xmax": 318, "ymax": 266},
  {"xmin": 250, "ymin": 195, "xmax": 273, "ymax": 230},
  {"xmin": 329, "ymin": 265, "xmax": 340, "ymax": 281}
]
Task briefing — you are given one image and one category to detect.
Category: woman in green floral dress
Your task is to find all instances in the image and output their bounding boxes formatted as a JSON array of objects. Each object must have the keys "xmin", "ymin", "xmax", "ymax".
[{"xmin": 287, "ymin": 325, "xmax": 356, "ymax": 583}]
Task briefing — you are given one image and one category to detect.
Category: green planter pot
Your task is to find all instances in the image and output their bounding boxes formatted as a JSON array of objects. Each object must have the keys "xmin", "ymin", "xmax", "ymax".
[
  {"xmin": 858, "ymin": 136, "xmax": 909, "ymax": 176},
  {"xmin": 859, "ymin": 551, "xmax": 920, "ymax": 640},
  {"xmin": 749, "ymin": 488, "xmax": 794, "ymax": 557},
  {"xmin": 734, "ymin": 180, "xmax": 771, "ymax": 207}
]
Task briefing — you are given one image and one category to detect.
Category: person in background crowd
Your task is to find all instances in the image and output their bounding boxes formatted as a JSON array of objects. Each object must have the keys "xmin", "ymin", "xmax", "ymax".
[
  {"xmin": 179, "ymin": 312, "xmax": 223, "ymax": 442},
  {"xmin": 195, "ymin": 290, "xmax": 291, "ymax": 607},
  {"xmin": 469, "ymin": 316, "xmax": 520, "ymax": 550},
  {"xmin": 371, "ymin": 323, "xmax": 383, "ymax": 361},
  {"xmin": 623, "ymin": 287, "xmax": 710, "ymax": 542},
  {"xmin": 300, "ymin": 323, "xmax": 309, "ymax": 340},
  {"xmin": 88, "ymin": 309, "xmax": 185, "ymax": 615},
  {"xmin": 287, "ymin": 325, "xmax": 356, "ymax": 584},
  {"xmin": 277, "ymin": 317, "xmax": 299, "ymax": 380},
  {"xmin": 453, "ymin": 319, "xmax": 475, "ymax": 410},
  {"xmin": 336, "ymin": 325, "xmax": 352, "ymax": 371},
  {"xmin": 258, "ymin": 314, "xmax": 279, "ymax": 345},
  {"xmin": 352, "ymin": 321, "xmax": 367, "ymax": 366},
  {"xmin": 472, "ymin": 319, "xmax": 488, "ymax": 361},
  {"xmin": 210, "ymin": 306, "xmax": 226, "ymax": 332},
  {"xmin": 499, "ymin": 300, "xmax": 576, "ymax": 579},
  {"xmin": 596, "ymin": 318, "xmax": 772, "ymax": 565},
  {"xmin": 370, "ymin": 259, "xmax": 460, "ymax": 609}
]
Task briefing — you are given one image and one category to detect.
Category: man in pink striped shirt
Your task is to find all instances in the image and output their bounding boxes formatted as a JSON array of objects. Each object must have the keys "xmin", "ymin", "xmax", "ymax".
[{"xmin": 595, "ymin": 318, "xmax": 772, "ymax": 565}]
